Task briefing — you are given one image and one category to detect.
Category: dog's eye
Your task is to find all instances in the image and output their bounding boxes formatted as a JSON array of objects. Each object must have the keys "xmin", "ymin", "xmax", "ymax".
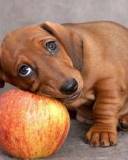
[
  {"xmin": 18, "ymin": 64, "xmax": 33, "ymax": 77},
  {"xmin": 45, "ymin": 41, "xmax": 58, "ymax": 54}
]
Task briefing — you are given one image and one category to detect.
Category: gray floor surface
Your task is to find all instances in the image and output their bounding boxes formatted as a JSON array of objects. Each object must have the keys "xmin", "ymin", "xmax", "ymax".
[{"xmin": 0, "ymin": 120, "xmax": 128, "ymax": 160}]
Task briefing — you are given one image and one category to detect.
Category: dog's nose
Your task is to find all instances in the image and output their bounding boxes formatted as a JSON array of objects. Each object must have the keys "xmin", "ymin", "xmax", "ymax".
[{"xmin": 60, "ymin": 78, "xmax": 78, "ymax": 95}]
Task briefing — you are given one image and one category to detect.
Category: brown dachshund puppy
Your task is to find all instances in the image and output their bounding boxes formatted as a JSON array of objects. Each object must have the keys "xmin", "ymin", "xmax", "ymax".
[{"xmin": 0, "ymin": 21, "xmax": 128, "ymax": 147}]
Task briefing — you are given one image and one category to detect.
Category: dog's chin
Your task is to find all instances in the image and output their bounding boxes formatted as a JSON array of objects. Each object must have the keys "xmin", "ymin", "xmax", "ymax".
[{"xmin": 58, "ymin": 91, "xmax": 81, "ymax": 104}]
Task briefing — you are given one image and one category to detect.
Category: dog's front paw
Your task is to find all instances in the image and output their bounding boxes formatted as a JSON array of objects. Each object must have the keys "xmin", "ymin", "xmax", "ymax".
[{"xmin": 85, "ymin": 126, "xmax": 117, "ymax": 147}]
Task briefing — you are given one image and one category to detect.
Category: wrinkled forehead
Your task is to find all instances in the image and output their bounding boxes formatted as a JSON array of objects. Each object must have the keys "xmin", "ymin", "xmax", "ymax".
[{"xmin": 2, "ymin": 25, "xmax": 50, "ymax": 50}]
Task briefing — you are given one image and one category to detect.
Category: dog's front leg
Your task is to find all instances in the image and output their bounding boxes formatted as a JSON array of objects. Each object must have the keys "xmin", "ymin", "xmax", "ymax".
[{"xmin": 85, "ymin": 78, "xmax": 122, "ymax": 147}]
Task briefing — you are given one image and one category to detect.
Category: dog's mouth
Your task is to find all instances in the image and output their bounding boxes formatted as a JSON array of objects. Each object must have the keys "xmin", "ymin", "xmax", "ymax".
[{"xmin": 58, "ymin": 91, "xmax": 81, "ymax": 103}]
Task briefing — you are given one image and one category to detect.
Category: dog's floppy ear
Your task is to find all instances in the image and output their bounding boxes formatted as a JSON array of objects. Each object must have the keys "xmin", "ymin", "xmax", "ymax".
[
  {"xmin": 0, "ymin": 47, "xmax": 5, "ymax": 88},
  {"xmin": 41, "ymin": 21, "xmax": 83, "ymax": 71}
]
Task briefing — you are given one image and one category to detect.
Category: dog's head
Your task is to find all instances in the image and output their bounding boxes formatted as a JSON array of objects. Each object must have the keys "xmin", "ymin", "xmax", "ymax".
[{"xmin": 0, "ymin": 21, "xmax": 83, "ymax": 104}]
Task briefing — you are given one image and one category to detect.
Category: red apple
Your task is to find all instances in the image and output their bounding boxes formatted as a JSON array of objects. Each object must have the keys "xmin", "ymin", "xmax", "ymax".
[{"xmin": 0, "ymin": 89, "xmax": 70, "ymax": 159}]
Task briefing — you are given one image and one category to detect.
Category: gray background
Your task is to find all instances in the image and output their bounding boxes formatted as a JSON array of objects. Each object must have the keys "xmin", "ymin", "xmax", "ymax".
[
  {"xmin": 0, "ymin": 0, "xmax": 128, "ymax": 39},
  {"xmin": 0, "ymin": 0, "xmax": 128, "ymax": 160}
]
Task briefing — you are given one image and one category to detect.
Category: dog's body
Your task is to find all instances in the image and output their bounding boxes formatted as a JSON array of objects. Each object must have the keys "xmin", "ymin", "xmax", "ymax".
[{"xmin": 1, "ymin": 21, "xmax": 128, "ymax": 147}]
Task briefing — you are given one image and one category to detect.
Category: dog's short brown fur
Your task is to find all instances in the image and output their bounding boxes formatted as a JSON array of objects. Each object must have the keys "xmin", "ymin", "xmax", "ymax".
[{"xmin": 1, "ymin": 21, "xmax": 128, "ymax": 147}]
